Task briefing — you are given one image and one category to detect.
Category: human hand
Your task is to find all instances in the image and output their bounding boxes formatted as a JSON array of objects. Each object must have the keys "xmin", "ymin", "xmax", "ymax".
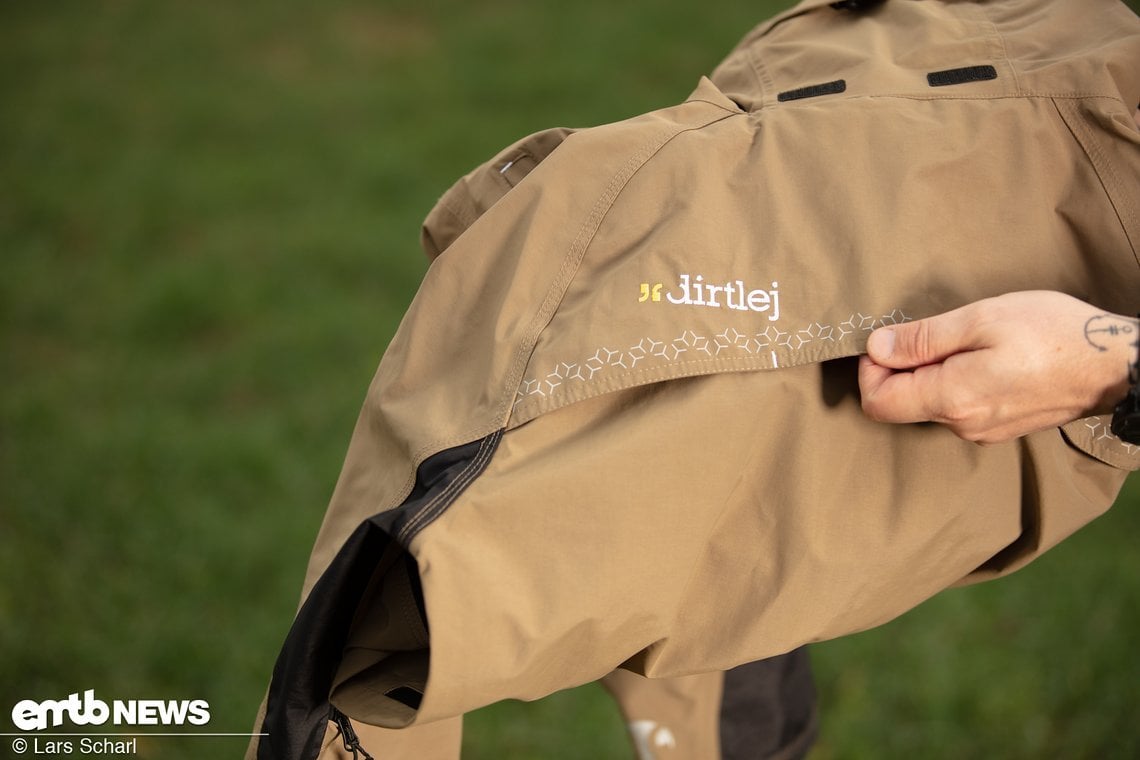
[{"xmin": 858, "ymin": 291, "xmax": 1137, "ymax": 444}]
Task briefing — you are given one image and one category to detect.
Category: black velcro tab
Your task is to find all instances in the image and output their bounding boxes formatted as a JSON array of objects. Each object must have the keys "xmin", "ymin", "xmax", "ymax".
[
  {"xmin": 830, "ymin": 0, "xmax": 887, "ymax": 10},
  {"xmin": 777, "ymin": 80, "xmax": 847, "ymax": 102},
  {"xmin": 927, "ymin": 65, "xmax": 998, "ymax": 87}
]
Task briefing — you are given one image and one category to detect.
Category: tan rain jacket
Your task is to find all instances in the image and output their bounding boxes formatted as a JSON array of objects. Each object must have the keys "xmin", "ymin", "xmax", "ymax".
[{"xmin": 251, "ymin": 1, "xmax": 1140, "ymax": 757}]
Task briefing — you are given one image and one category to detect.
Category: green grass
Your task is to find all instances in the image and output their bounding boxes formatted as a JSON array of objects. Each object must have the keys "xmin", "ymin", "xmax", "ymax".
[{"xmin": 3, "ymin": 1, "xmax": 1138, "ymax": 758}]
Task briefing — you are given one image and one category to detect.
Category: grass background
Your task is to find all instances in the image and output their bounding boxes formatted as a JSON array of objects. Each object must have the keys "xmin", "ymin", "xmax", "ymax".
[{"xmin": 3, "ymin": 1, "xmax": 1139, "ymax": 758}]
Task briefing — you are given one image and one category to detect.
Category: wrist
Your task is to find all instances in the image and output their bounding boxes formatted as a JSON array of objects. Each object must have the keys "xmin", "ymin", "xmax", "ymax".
[
  {"xmin": 1083, "ymin": 313, "xmax": 1137, "ymax": 415},
  {"xmin": 1109, "ymin": 314, "xmax": 1140, "ymax": 444}
]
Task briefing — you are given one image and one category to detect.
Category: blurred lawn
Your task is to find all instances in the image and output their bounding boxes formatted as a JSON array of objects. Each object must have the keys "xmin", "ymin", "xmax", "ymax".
[{"xmin": 2, "ymin": 1, "xmax": 1138, "ymax": 758}]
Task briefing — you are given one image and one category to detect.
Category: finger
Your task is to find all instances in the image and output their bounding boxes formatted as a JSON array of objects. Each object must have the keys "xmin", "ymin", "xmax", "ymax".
[
  {"xmin": 856, "ymin": 355, "xmax": 893, "ymax": 404},
  {"xmin": 866, "ymin": 306, "xmax": 985, "ymax": 370},
  {"xmin": 859, "ymin": 356, "xmax": 942, "ymax": 424}
]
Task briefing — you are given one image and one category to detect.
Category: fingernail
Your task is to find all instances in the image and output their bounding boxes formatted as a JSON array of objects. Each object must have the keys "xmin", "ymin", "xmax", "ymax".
[{"xmin": 868, "ymin": 328, "xmax": 894, "ymax": 358}]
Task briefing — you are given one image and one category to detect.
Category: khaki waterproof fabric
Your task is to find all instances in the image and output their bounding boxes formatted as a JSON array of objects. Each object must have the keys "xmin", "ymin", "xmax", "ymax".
[
  {"xmin": 251, "ymin": 1, "xmax": 1140, "ymax": 757},
  {"xmin": 420, "ymin": 75, "xmax": 821, "ymax": 760},
  {"xmin": 329, "ymin": 85, "xmax": 821, "ymax": 760}
]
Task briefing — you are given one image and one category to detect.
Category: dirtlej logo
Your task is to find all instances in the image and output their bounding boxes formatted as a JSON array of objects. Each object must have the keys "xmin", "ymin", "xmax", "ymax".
[{"xmin": 639, "ymin": 274, "xmax": 781, "ymax": 321}]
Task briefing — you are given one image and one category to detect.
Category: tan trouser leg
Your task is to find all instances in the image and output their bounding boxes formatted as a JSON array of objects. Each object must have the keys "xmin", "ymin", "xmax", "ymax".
[{"xmin": 601, "ymin": 669, "xmax": 724, "ymax": 760}]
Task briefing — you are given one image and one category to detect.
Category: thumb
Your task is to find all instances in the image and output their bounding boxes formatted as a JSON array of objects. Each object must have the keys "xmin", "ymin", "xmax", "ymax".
[{"xmin": 866, "ymin": 307, "xmax": 978, "ymax": 370}]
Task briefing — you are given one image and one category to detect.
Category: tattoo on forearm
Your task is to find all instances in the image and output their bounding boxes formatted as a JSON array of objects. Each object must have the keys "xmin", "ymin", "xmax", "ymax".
[{"xmin": 1083, "ymin": 314, "xmax": 1138, "ymax": 356}]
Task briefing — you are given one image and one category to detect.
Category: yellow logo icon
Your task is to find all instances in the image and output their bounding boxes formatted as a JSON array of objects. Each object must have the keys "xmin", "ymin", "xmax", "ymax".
[{"xmin": 639, "ymin": 283, "xmax": 663, "ymax": 303}]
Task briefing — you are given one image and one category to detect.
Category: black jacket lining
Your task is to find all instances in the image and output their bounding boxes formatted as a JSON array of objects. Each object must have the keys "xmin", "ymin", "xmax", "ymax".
[{"xmin": 256, "ymin": 431, "xmax": 503, "ymax": 760}]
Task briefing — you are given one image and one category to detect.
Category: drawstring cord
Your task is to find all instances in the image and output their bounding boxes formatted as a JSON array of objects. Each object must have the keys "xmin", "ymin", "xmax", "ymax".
[{"xmin": 331, "ymin": 707, "xmax": 375, "ymax": 760}]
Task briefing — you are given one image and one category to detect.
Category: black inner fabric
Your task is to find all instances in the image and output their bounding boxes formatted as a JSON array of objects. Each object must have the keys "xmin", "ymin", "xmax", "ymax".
[
  {"xmin": 256, "ymin": 434, "xmax": 498, "ymax": 760},
  {"xmin": 384, "ymin": 687, "xmax": 425, "ymax": 710}
]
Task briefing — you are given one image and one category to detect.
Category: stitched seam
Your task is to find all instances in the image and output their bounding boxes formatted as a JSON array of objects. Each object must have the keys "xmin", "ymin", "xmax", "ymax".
[
  {"xmin": 402, "ymin": 129, "xmax": 696, "ymax": 466},
  {"xmin": 1053, "ymin": 98, "xmax": 1140, "ymax": 270},
  {"xmin": 510, "ymin": 349, "xmax": 860, "ymax": 428},
  {"xmin": 747, "ymin": 45, "xmax": 775, "ymax": 110},
  {"xmin": 490, "ymin": 109, "xmax": 744, "ymax": 433},
  {"xmin": 386, "ymin": 119, "xmax": 707, "ymax": 473},
  {"xmin": 379, "ymin": 110, "xmax": 743, "ymax": 525},
  {"xmin": 494, "ymin": 141, "xmax": 682, "ymax": 419},
  {"xmin": 396, "ymin": 429, "xmax": 502, "ymax": 544},
  {"xmin": 745, "ymin": 93, "xmax": 1126, "ymax": 113},
  {"xmin": 965, "ymin": 0, "xmax": 1021, "ymax": 95},
  {"xmin": 396, "ymin": 432, "xmax": 496, "ymax": 542},
  {"xmin": 684, "ymin": 96, "xmax": 745, "ymax": 115}
]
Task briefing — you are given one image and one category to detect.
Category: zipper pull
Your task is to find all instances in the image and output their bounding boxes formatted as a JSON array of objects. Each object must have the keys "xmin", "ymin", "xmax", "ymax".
[{"xmin": 330, "ymin": 707, "xmax": 375, "ymax": 760}]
